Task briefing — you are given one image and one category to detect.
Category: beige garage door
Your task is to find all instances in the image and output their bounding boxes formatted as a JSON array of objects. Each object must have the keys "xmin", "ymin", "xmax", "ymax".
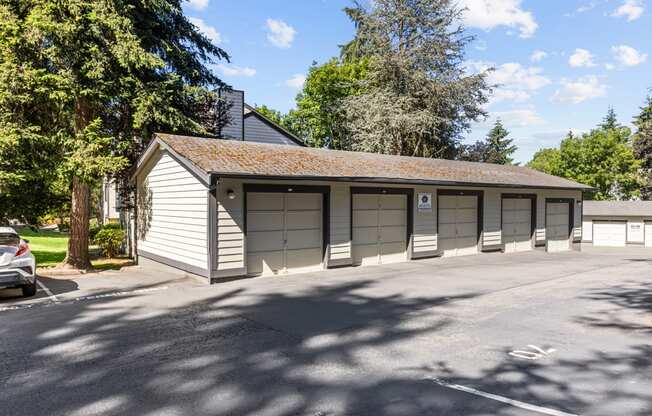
[
  {"xmin": 352, "ymin": 193, "xmax": 407, "ymax": 266},
  {"xmin": 439, "ymin": 195, "xmax": 478, "ymax": 257},
  {"xmin": 546, "ymin": 202, "xmax": 570, "ymax": 252},
  {"xmin": 246, "ymin": 192, "xmax": 323, "ymax": 276},
  {"xmin": 502, "ymin": 198, "xmax": 532, "ymax": 253}
]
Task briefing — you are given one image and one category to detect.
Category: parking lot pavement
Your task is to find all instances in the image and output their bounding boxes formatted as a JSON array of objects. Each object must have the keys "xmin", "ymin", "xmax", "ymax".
[{"xmin": 0, "ymin": 248, "xmax": 650, "ymax": 415}]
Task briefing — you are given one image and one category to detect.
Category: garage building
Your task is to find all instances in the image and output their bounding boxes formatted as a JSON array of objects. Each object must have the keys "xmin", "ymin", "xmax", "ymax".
[
  {"xmin": 133, "ymin": 133, "xmax": 591, "ymax": 281},
  {"xmin": 582, "ymin": 200, "xmax": 652, "ymax": 247}
]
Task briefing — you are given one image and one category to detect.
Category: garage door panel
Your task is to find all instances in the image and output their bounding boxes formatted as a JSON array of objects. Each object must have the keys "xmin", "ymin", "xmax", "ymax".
[
  {"xmin": 380, "ymin": 195, "xmax": 406, "ymax": 210},
  {"xmin": 247, "ymin": 211, "xmax": 284, "ymax": 232},
  {"xmin": 438, "ymin": 209, "xmax": 457, "ymax": 224},
  {"xmin": 456, "ymin": 237, "xmax": 479, "ymax": 256},
  {"xmin": 513, "ymin": 221, "xmax": 531, "ymax": 236},
  {"xmin": 380, "ymin": 210, "xmax": 406, "ymax": 227},
  {"xmin": 457, "ymin": 195, "xmax": 477, "ymax": 209},
  {"xmin": 247, "ymin": 230, "xmax": 284, "ymax": 252},
  {"xmin": 286, "ymin": 229, "xmax": 321, "ymax": 250},
  {"xmin": 456, "ymin": 222, "xmax": 477, "ymax": 238},
  {"xmin": 438, "ymin": 223, "xmax": 456, "ymax": 239},
  {"xmin": 439, "ymin": 196, "xmax": 457, "ymax": 209},
  {"xmin": 353, "ymin": 210, "xmax": 379, "ymax": 227},
  {"xmin": 546, "ymin": 203, "xmax": 570, "ymax": 252},
  {"xmin": 352, "ymin": 227, "xmax": 378, "ymax": 245},
  {"xmin": 511, "ymin": 210, "xmax": 531, "ymax": 223},
  {"xmin": 285, "ymin": 247, "xmax": 323, "ymax": 270},
  {"xmin": 456, "ymin": 208, "xmax": 477, "ymax": 223},
  {"xmin": 353, "ymin": 194, "xmax": 378, "ymax": 210},
  {"xmin": 380, "ymin": 226, "xmax": 405, "ymax": 244},
  {"xmin": 247, "ymin": 193, "xmax": 284, "ymax": 210},
  {"xmin": 286, "ymin": 193, "xmax": 321, "ymax": 210},
  {"xmin": 380, "ymin": 242, "xmax": 407, "ymax": 264},
  {"xmin": 247, "ymin": 251, "xmax": 284, "ymax": 275},
  {"xmin": 286, "ymin": 211, "xmax": 321, "ymax": 230},
  {"xmin": 353, "ymin": 244, "xmax": 380, "ymax": 266}
]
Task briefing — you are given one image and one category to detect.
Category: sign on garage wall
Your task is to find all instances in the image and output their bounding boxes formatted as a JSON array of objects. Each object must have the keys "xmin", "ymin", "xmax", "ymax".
[{"xmin": 418, "ymin": 193, "xmax": 432, "ymax": 212}]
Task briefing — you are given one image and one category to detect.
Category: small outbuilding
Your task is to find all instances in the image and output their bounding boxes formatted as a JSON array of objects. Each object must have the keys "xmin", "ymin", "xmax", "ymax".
[
  {"xmin": 582, "ymin": 200, "xmax": 652, "ymax": 247},
  {"xmin": 132, "ymin": 133, "xmax": 592, "ymax": 282}
]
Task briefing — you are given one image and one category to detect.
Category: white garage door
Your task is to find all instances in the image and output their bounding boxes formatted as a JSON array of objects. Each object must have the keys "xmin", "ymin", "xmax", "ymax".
[
  {"xmin": 246, "ymin": 192, "xmax": 323, "ymax": 276},
  {"xmin": 592, "ymin": 221, "xmax": 626, "ymax": 247},
  {"xmin": 645, "ymin": 222, "xmax": 652, "ymax": 248},
  {"xmin": 546, "ymin": 202, "xmax": 570, "ymax": 252},
  {"xmin": 352, "ymin": 193, "xmax": 407, "ymax": 266},
  {"xmin": 439, "ymin": 195, "xmax": 478, "ymax": 257},
  {"xmin": 502, "ymin": 198, "xmax": 532, "ymax": 253}
]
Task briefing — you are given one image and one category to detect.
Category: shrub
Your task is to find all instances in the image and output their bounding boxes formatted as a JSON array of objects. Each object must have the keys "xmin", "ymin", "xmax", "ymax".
[{"xmin": 94, "ymin": 227, "xmax": 125, "ymax": 258}]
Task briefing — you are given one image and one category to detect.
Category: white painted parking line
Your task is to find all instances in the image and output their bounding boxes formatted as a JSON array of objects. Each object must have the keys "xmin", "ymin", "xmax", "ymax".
[
  {"xmin": 424, "ymin": 377, "xmax": 580, "ymax": 416},
  {"xmin": 37, "ymin": 280, "xmax": 60, "ymax": 303},
  {"xmin": 0, "ymin": 286, "xmax": 169, "ymax": 313}
]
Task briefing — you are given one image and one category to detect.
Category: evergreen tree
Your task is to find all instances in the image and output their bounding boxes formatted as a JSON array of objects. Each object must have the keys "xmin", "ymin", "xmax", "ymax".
[
  {"xmin": 485, "ymin": 119, "xmax": 517, "ymax": 164},
  {"xmin": 458, "ymin": 119, "xmax": 517, "ymax": 164},
  {"xmin": 340, "ymin": 0, "xmax": 491, "ymax": 158},
  {"xmin": 600, "ymin": 107, "xmax": 620, "ymax": 131},
  {"xmin": 633, "ymin": 94, "xmax": 652, "ymax": 199},
  {"xmin": 0, "ymin": 1, "xmax": 228, "ymax": 269}
]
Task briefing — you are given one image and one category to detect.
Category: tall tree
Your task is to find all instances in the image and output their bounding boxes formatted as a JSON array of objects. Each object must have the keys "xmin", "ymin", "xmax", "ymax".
[
  {"xmin": 340, "ymin": 0, "xmax": 491, "ymax": 158},
  {"xmin": 0, "ymin": 1, "xmax": 227, "ymax": 269},
  {"xmin": 457, "ymin": 119, "xmax": 517, "ymax": 164},
  {"xmin": 528, "ymin": 126, "xmax": 641, "ymax": 200},
  {"xmin": 600, "ymin": 107, "xmax": 620, "ymax": 131},
  {"xmin": 633, "ymin": 94, "xmax": 652, "ymax": 199},
  {"xmin": 287, "ymin": 58, "xmax": 369, "ymax": 149}
]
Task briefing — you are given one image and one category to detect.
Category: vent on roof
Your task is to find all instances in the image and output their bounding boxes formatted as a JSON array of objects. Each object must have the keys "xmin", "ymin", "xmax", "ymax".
[{"xmin": 218, "ymin": 88, "xmax": 244, "ymax": 141}]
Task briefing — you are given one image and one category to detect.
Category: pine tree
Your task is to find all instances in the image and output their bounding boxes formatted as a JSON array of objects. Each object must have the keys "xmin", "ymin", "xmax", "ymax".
[
  {"xmin": 0, "ymin": 1, "xmax": 228, "ymax": 269},
  {"xmin": 485, "ymin": 119, "xmax": 518, "ymax": 165},
  {"xmin": 633, "ymin": 94, "xmax": 652, "ymax": 199},
  {"xmin": 600, "ymin": 107, "xmax": 620, "ymax": 131}
]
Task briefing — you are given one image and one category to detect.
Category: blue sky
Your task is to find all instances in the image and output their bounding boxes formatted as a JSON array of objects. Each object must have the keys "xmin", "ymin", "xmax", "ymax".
[{"xmin": 183, "ymin": 0, "xmax": 651, "ymax": 163}]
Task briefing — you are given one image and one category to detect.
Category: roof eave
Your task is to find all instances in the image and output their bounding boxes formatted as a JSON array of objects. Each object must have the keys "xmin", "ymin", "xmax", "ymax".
[{"xmin": 212, "ymin": 172, "xmax": 591, "ymax": 191}]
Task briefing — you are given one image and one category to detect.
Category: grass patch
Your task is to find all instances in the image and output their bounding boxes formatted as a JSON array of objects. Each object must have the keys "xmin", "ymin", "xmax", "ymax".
[
  {"xmin": 16, "ymin": 228, "xmax": 68, "ymax": 267},
  {"xmin": 15, "ymin": 227, "xmax": 132, "ymax": 271}
]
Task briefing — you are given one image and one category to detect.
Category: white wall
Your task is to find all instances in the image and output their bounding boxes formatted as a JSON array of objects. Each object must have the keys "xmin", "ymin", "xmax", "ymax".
[
  {"xmin": 137, "ymin": 151, "xmax": 209, "ymax": 272},
  {"xmin": 583, "ymin": 216, "xmax": 651, "ymax": 244}
]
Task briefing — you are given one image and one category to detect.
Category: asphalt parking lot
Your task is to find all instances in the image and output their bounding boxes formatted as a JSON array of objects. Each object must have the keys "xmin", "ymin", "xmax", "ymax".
[{"xmin": 0, "ymin": 247, "xmax": 650, "ymax": 415}]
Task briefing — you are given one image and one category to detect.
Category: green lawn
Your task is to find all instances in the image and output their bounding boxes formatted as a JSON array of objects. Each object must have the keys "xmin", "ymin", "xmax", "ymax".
[
  {"xmin": 16, "ymin": 228, "xmax": 68, "ymax": 267},
  {"xmin": 15, "ymin": 227, "xmax": 133, "ymax": 270}
]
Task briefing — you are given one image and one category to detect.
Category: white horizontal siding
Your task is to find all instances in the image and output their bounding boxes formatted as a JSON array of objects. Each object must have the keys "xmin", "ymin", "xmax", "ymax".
[
  {"xmin": 137, "ymin": 152, "xmax": 208, "ymax": 270},
  {"xmin": 216, "ymin": 180, "xmax": 245, "ymax": 271}
]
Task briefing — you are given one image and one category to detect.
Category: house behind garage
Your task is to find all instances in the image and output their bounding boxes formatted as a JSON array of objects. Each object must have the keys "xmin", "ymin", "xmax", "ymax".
[
  {"xmin": 132, "ymin": 130, "xmax": 592, "ymax": 282},
  {"xmin": 582, "ymin": 200, "xmax": 652, "ymax": 247}
]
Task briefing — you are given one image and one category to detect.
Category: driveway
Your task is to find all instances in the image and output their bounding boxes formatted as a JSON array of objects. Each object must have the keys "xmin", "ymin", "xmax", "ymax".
[{"xmin": 0, "ymin": 248, "xmax": 650, "ymax": 415}]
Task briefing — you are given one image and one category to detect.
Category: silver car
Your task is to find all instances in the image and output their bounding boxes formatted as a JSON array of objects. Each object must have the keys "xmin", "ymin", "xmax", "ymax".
[{"xmin": 0, "ymin": 227, "xmax": 37, "ymax": 297}]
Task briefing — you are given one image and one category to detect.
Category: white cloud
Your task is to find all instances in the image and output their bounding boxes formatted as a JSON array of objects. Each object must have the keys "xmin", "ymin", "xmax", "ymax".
[
  {"xmin": 285, "ymin": 73, "xmax": 306, "ymax": 89},
  {"xmin": 611, "ymin": 0, "xmax": 644, "ymax": 21},
  {"xmin": 568, "ymin": 48, "xmax": 596, "ymax": 67},
  {"xmin": 492, "ymin": 110, "xmax": 545, "ymax": 127},
  {"xmin": 530, "ymin": 50, "xmax": 548, "ymax": 62},
  {"xmin": 459, "ymin": 0, "xmax": 538, "ymax": 38},
  {"xmin": 552, "ymin": 75, "xmax": 607, "ymax": 104},
  {"xmin": 466, "ymin": 61, "xmax": 551, "ymax": 106},
  {"xmin": 188, "ymin": 17, "xmax": 221, "ymax": 44},
  {"xmin": 216, "ymin": 64, "xmax": 256, "ymax": 77},
  {"xmin": 186, "ymin": 0, "xmax": 208, "ymax": 10},
  {"xmin": 611, "ymin": 45, "xmax": 648, "ymax": 67},
  {"xmin": 265, "ymin": 18, "xmax": 296, "ymax": 48}
]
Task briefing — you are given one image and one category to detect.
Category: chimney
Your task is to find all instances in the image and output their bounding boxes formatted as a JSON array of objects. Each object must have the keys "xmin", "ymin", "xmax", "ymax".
[{"xmin": 218, "ymin": 88, "xmax": 244, "ymax": 140}]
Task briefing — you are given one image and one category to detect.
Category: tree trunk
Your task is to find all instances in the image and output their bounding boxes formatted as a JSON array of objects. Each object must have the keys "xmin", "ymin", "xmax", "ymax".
[
  {"xmin": 63, "ymin": 176, "xmax": 92, "ymax": 269},
  {"xmin": 62, "ymin": 97, "xmax": 94, "ymax": 270}
]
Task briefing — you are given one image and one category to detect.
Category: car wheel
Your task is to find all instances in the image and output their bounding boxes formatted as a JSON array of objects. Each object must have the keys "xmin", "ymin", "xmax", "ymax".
[{"xmin": 22, "ymin": 280, "xmax": 37, "ymax": 297}]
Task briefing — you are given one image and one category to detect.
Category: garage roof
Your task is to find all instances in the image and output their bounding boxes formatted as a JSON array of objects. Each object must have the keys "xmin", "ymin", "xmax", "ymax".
[
  {"xmin": 583, "ymin": 200, "xmax": 652, "ymax": 217},
  {"xmin": 150, "ymin": 133, "xmax": 592, "ymax": 190}
]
